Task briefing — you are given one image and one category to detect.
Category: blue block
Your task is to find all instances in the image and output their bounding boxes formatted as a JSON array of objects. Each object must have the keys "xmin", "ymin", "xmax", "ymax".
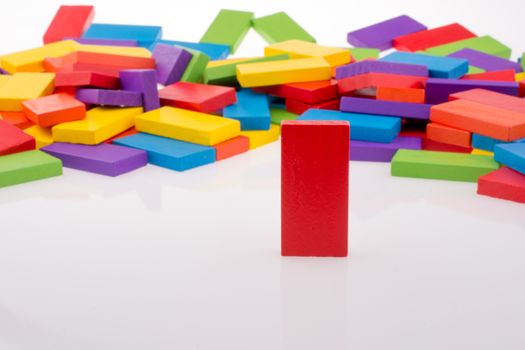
[
  {"xmin": 381, "ymin": 52, "xmax": 468, "ymax": 79},
  {"xmin": 472, "ymin": 134, "xmax": 525, "ymax": 151},
  {"xmin": 113, "ymin": 133, "xmax": 215, "ymax": 171},
  {"xmin": 83, "ymin": 24, "xmax": 162, "ymax": 48},
  {"xmin": 155, "ymin": 40, "xmax": 229, "ymax": 60},
  {"xmin": 494, "ymin": 143, "xmax": 525, "ymax": 175},
  {"xmin": 222, "ymin": 90, "xmax": 271, "ymax": 131},
  {"xmin": 297, "ymin": 109, "xmax": 400, "ymax": 143}
]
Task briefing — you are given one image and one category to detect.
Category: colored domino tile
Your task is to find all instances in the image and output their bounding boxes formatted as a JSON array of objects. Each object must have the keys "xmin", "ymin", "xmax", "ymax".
[
  {"xmin": 425, "ymin": 35, "xmax": 511, "ymax": 59},
  {"xmin": 240, "ymin": 124, "xmax": 280, "ymax": 149},
  {"xmin": 391, "ymin": 149, "xmax": 499, "ymax": 182},
  {"xmin": 449, "ymin": 89, "xmax": 525, "ymax": 114},
  {"xmin": 285, "ymin": 98, "xmax": 340, "ymax": 115},
  {"xmin": 55, "ymin": 71, "xmax": 119, "ymax": 89},
  {"xmin": 236, "ymin": 57, "xmax": 332, "ymax": 87},
  {"xmin": 73, "ymin": 38, "xmax": 138, "ymax": 47},
  {"xmin": 337, "ymin": 73, "xmax": 427, "ymax": 95},
  {"xmin": 0, "ymin": 111, "xmax": 33, "ymax": 129},
  {"xmin": 22, "ymin": 93, "xmax": 85, "ymax": 127},
  {"xmin": 340, "ymin": 96, "xmax": 431, "ymax": 120},
  {"xmin": 159, "ymin": 82, "xmax": 236, "ymax": 113},
  {"xmin": 0, "ymin": 150, "xmax": 62, "ymax": 188},
  {"xmin": 179, "ymin": 47, "xmax": 210, "ymax": 83},
  {"xmin": 471, "ymin": 149, "xmax": 493, "ymax": 156},
  {"xmin": 448, "ymin": 48, "xmax": 522, "ymax": 73},
  {"xmin": 381, "ymin": 51, "xmax": 468, "ymax": 79},
  {"xmin": 135, "ymin": 106, "xmax": 240, "ymax": 146},
  {"xmin": 351, "ymin": 136, "xmax": 422, "ymax": 162},
  {"xmin": 252, "ymin": 12, "xmax": 315, "ymax": 44},
  {"xmin": 119, "ymin": 69, "xmax": 160, "ymax": 112},
  {"xmin": 113, "ymin": 132, "xmax": 215, "ymax": 171},
  {"xmin": 83, "ymin": 23, "xmax": 162, "ymax": 48},
  {"xmin": 477, "ymin": 167, "xmax": 525, "ymax": 203},
  {"xmin": 425, "ymin": 78, "xmax": 519, "ymax": 104},
  {"xmin": 223, "ymin": 90, "xmax": 270, "ymax": 130},
  {"xmin": 422, "ymin": 138, "xmax": 472, "ymax": 154},
  {"xmin": 152, "ymin": 44, "xmax": 192, "ymax": 85},
  {"xmin": 103, "ymin": 127, "xmax": 138, "ymax": 144},
  {"xmin": 0, "ymin": 40, "xmax": 76, "ymax": 73},
  {"xmin": 462, "ymin": 69, "xmax": 516, "ymax": 82},
  {"xmin": 281, "ymin": 120, "xmax": 349, "ymax": 257},
  {"xmin": 264, "ymin": 40, "xmax": 350, "ymax": 67},
  {"xmin": 494, "ymin": 143, "xmax": 525, "ymax": 174},
  {"xmin": 348, "ymin": 48, "xmax": 380, "ymax": 61},
  {"xmin": 472, "ymin": 134, "xmax": 505, "ymax": 152},
  {"xmin": 156, "ymin": 40, "xmax": 229, "ymax": 61},
  {"xmin": 335, "ymin": 60, "xmax": 428, "ymax": 80},
  {"xmin": 200, "ymin": 10, "xmax": 253, "ymax": 53},
  {"xmin": 76, "ymin": 89, "xmax": 142, "ymax": 107},
  {"xmin": 298, "ymin": 108, "xmax": 400, "ymax": 143},
  {"xmin": 347, "ymin": 15, "xmax": 426, "ymax": 51},
  {"xmin": 254, "ymin": 80, "xmax": 337, "ymax": 104},
  {"xmin": 41, "ymin": 142, "xmax": 147, "ymax": 176},
  {"xmin": 270, "ymin": 107, "xmax": 298, "ymax": 125},
  {"xmin": 0, "ymin": 120, "xmax": 35, "ymax": 155},
  {"xmin": 393, "ymin": 23, "xmax": 476, "ymax": 52},
  {"xmin": 426, "ymin": 122, "xmax": 471, "ymax": 148},
  {"xmin": 376, "ymin": 86, "xmax": 425, "ymax": 103},
  {"xmin": 213, "ymin": 136, "xmax": 249, "ymax": 161},
  {"xmin": 71, "ymin": 41, "xmax": 152, "ymax": 58},
  {"xmin": 52, "ymin": 106, "xmax": 143, "ymax": 144},
  {"xmin": 44, "ymin": 5, "xmax": 94, "ymax": 44},
  {"xmin": 44, "ymin": 51, "xmax": 156, "ymax": 72},
  {"xmin": 0, "ymin": 73, "xmax": 55, "ymax": 111},
  {"xmin": 23, "ymin": 125, "xmax": 54, "ymax": 148}
]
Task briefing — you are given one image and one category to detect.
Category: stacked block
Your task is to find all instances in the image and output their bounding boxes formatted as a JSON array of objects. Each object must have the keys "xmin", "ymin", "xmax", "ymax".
[
  {"xmin": 159, "ymin": 82, "xmax": 236, "ymax": 113},
  {"xmin": 381, "ymin": 51, "xmax": 468, "ymax": 79},
  {"xmin": 252, "ymin": 12, "xmax": 315, "ymax": 44},
  {"xmin": 82, "ymin": 23, "xmax": 162, "ymax": 48},
  {"xmin": 264, "ymin": 40, "xmax": 350, "ymax": 67},
  {"xmin": 393, "ymin": 23, "xmax": 476, "ymax": 52},
  {"xmin": 22, "ymin": 93, "xmax": 86, "ymax": 127},
  {"xmin": 494, "ymin": 143, "xmax": 525, "ymax": 174},
  {"xmin": 119, "ymin": 69, "xmax": 160, "ymax": 112},
  {"xmin": 222, "ymin": 90, "xmax": 271, "ymax": 130},
  {"xmin": 200, "ymin": 10, "xmax": 253, "ymax": 53},
  {"xmin": 477, "ymin": 167, "xmax": 525, "ymax": 203},
  {"xmin": 0, "ymin": 120, "xmax": 35, "ymax": 155},
  {"xmin": 0, "ymin": 73, "xmax": 55, "ymax": 111},
  {"xmin": 152, "ymin": 44, "xmax": 192, "ymax": 85}
]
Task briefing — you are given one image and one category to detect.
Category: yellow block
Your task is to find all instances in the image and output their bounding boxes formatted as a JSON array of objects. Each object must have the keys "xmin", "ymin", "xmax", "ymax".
[
  {"xmin": 52, "ymin": 107, "xmax": 143, "ymax": 145},
  {"xmin": 264, "ymin": 40, "xmax": 351, "ymax": 67},
  {"xmin": 471, "ymin": 148, "xmax": 494, "ymax": 157},
  {"xmin": 24, "ymin": 125, "xmax": 53, "ymax": 149},
  {"xmin": 0, "ymin": 75, "xmax": 10, "ymax": 87},
  {"xmin": 207, "ymin": 57, "xmax": 255, "ymax": 68},
  {"xmin": 236, "ymin": 57, "xmax": 331, "ymax": 88},
  {"xmin": 135, "ymin": 106, "xmax": 240, "ymax": 146},
  {"xmin": 72, "ymin": 42, "xmax": 152, "ymax": 58},
  {"xmin": 241, "ymin": 124, "xmax": 280, "ymax": 149},
  {"xmin": 516, "ymin": 72, "xmax": 525, "ymax": 82},
  {"xmin": 0, "ymin": 73, "xmax": 55, "ymax": 111}
]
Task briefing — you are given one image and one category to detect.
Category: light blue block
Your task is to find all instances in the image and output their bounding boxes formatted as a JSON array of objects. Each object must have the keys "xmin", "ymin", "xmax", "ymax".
[
  {"xmin": 381, "ymin": 52, "xmax": 468, "ymax": 79},
  {"xmin": 472, "ymin": 134, "xmax": 525, "ymax": 151},
  {"xmin": 494, "ymin": 143, "xmax": 525, "ymax": 175},
  {"xmin": 113, "ymin": 133, "xmax": 215, "ymax": 171},
  {"xmin": 223, "ymin": 90, "xmax": 271, "ymax": 130},
  {"xmin": 297, "ymin": 109, "xmax": 400, "ymax": 143},
  {"xmin": 83, "ymin": 23, "xmax": 162, "ymax": 48},
  {"xmin": 155, "ymin": 40, "xmax": 229, "ymax": 60}
]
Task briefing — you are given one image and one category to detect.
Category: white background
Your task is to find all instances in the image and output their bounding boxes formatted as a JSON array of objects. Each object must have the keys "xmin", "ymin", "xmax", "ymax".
[{"xmin": 1, "ymin": 1, "xmax": 525, "ymax": 349}]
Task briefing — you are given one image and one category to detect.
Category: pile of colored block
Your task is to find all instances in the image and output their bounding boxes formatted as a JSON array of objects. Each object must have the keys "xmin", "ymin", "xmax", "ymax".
[{"xmin": 0, "ymin": 7, "xmax": 524, "ymax": 206}]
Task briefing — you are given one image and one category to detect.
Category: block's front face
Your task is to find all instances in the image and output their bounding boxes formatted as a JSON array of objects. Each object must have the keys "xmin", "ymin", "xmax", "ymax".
[{"xmin": 281, "ymin": 121, "xmax": 349, "ymax": 257}]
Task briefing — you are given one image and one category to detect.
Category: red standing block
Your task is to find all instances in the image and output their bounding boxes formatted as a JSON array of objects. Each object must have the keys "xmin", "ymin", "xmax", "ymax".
[
  {"xmin": 281, "ymin": 120, "xmax": 349, "ymax": 257},
  {"xmin": 159, "ymin": 82, "xmax": 237, "ymax": 113},
  {"xmin": 0, "ymin": 120, "xmax": 35, "ymax": 156},
  {"xmin": 43, "ymin": 5, "xmax": 95, "ymax": 44},
  {"xmin": 477, "ymin": 167, "xmax": 525, "ymax": 203}
]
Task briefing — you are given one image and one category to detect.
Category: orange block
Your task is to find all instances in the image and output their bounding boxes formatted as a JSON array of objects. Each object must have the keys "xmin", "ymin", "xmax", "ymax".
[
  {"xmin": 105, "ymin": 127, "xmax": 138, "ymax": 144},
  {"xmin": 0, "ymin": 111, "xmax": 33, "ymax": 129},
  {"xmin": 376, "ymin": 86, "xmax": 425, "ymax": 103},
  {"xmin": 337, "ymin": 72, "xmax": 426, "ymax": 95},
  {"xmin": 426, "ymin": 122, "xmax": 471, "ymax": 148},
  {"xmin": 213, "ymin": 135, "xmax": 249, "ymax": 161},
  {"xmin": 461, "ymin": 69, "xmax": 516, "ymax": 82},
  {"xmin": 449, "ymin": 89, "xmax": 525, "ymax": 114},
  {"xmin": 22, "ymin": 93, "xmax": 86, "ymax": 127},
  {"xmin": 253, "ymin": 80, "xmax": 338, "ymax": 104},
  {"xmin": 43, "ymin": 51, "xmax": 155, "ymax": 73}
]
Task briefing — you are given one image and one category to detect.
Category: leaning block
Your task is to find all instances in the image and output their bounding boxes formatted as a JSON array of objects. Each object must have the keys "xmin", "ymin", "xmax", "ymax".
[
  {"xmin": 252, "ymin": 12, "xmax": 315, "ymax": 44},
  {"xmin": 0, "ymin": 111, "xmax": 33, "ymax": 129},
  {"xmin": 152, "ymin": 44, "xmax": 192, "ymax": 85},
  {"xmin": 425, "ymin": 78, "xmax": 519, "ymax": 104},
  {"xmin": 82, "ymin": 23, "xmax": 162, "ymax": 48},
  {"xmin": 200, "ymin": 9, "xmax": 253, "ymax": 53},
  {"xmin": 449, "ymin": 89, "xmax": 525, "ymax": 114},
  {"xmin": 477, "ymin": 167, "xmax": 525, "ymax": 203},
  {"xmin": 0, "ymin": 40, "xmax": 76, "ymax": 73},
  {"xmin": 22, "ymin": 93, "xmax": 85, "ymax": 127},
  {"xmin": 425, "ymin": 35, "xmax": 511, "ymax": 59},
  {"xmin": 391, "ymin": 149, "xmax": 499, "ymax": 182},
  {"xmin": 255, "ymin": 80, "xmax": 337, "ymax": 104},
  {"xmin": 120, "ymin": 69, "xmax": 160, "ymax": 112},
  {"xmin": 159, "ymin": 82, "xmax": 236, "ymax": 113},
  {"xmin": 156, "ymin": 40, "xmax": 229, "ymax": 61},
  {"xmin": 281, "ymin": 120, "xmax": 349, "ymax": 257},
  {"xmin": 76, "ymin": 89, "xmax": 143, "ymax": 107},
  {"xmin": 0, "ymin": 150, "xmax": 62, "ymax": 188},
  {"xmin": 381, "ymin": 51, "xmax": 468, "ymax": 79},
  {"xmin": 179, "ymin": 47, "xmax": 210, "ymax": 83},
  {"xmin": 0, "ymin": 73, "xmax": 55, "ymax": 111},
  {"xmin": 448, "ymin": 48, "xmax": 522, "ymax": 73},
  {"xmin": 351, "ymin": 136, "xmax": 422, "ymax": 162},
  {"xmin": 335, "ymin": 60, "xmax": 428, "ymax": 80},
  {"xmin": 44, "ymin": 5, "xmax": 94, "ymax": 44},
  {"xmin": 494, "ymin": 143, "xmax": 525, "ymax": 174},
  {"xmin": 23, "ymin": 125, "xmax": 53, "ymax": 148},
  {"xmin": 223, "ymin": 90, "xmax": 270, "ymax": 130},
  {"xmin": 0, "ymin": 120, "xmax": 35, "ymax": 155},
  {"xmin": 393, "ymin": 23, "xmax": 476, "ymax": 52},
  {"xmin": 426, "ymin": 122, "xmax": 471, "ymax": 148},
  {"xmin": 340, "ymin": 96, "xmax": 431, "ymax": 120},
  {"xmin": 264, "ymin": 40, "xmax": 350, "ymax": 67},
  {"xmin": 213, "ymin": 136, "xmax": 249, "ymax": 161},
  {"xmin": 240, "ymin": 124, "xmax": 280, "ymax": 149}
]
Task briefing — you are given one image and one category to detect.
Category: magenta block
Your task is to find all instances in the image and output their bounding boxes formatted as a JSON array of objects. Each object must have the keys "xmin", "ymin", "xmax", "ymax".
[
  {"xmin": 425, "ymin": 78, "xmax": 520, "ymax": 104},
  {"xmin": 120, "ymin": 69, "xmax": 160, "ymax": 111},
  {"xmin": 152, "ymin": 43, "xmax": 192, "ymax": 85},
  {"xmin": 72, "ymin": 38, "xmax": 139, "ymax": 47},
  {"xmin": 335, "ymin": 60, "xmax": 428, "ymax": 79},
  {"xmin": 76, "ymin": 88, "xmax": 143, "ymax": 107},
  {"xmin": 340, "ymin": 96, "xmax": 431, "ymax": 120},
  {"xmin": 448, "ymin": 48, "xmax": 522, "ymax": 73},
  {"xmin": 350, "ymin": 136, "xmax": 422, "ymax": 162}
]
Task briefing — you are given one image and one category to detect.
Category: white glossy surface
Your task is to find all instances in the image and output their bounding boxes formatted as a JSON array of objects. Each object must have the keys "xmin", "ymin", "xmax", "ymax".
[{"xmin": 1, "ymin": 1, "xmax": 525, "ymax": 349}]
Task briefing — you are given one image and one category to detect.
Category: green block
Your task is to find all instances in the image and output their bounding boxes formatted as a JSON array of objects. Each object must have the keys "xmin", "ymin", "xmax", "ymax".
[
  {"xmin": 178, "ymin": 47, "xmax": 210, "ymax": 83},
  {"xmin": 468, "ymin": 65, "xmax": 485, "ymax": 74},
  {"xmin": 348, "ymin": 48, "xmax": 380, "ymax": 61},
  {"xmin": 270, "ymin": 107, "xmax": 298, "ymax": 125},
  {"xmin": 204, "ymin": 54, "xmax": 289, "ymax": 86},
  {"xmin": 0, "ymin": 150, "xmax": 62, "ymax": 188},
  {"xmin": 425, "ymin": 35, "xmax": 511, "ymax": 59},
  {"xmin": 252, "ymin": 12, "xmax": 315, "ymax": 44},
  {"xmin": 391, "ymin": 150, "xmax": 499, "ymax": 182},
  {"xmin": 200, "ymin": 9, "xmax": 253, "ymax": 53},
  {"xmin": 521, "ymin": 53, "xmax": 525, "ymax": 71}
]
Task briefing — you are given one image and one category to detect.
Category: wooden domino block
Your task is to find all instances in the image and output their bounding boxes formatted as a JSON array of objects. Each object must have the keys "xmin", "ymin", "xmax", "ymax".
[
  {"xmin": 213, "ymin": 136, "xmax": 249, "ymax": 161},
  {"xmin": 425, "ymin": 35, "xmax": 511, "ymax": 59},
  {"xmin": 340, "ymin": 96, "xmax": 431, "ymax": 120},
  {"xmin": 425, "ymin": 78, "xmax": 519, "ymax": 104},
  {"xmin": 348, "ymin": 48, "xmax": 380, "ymax": 61},
  {"xmin": 494, "ymin": 143, "xmax": 525, "ymax": 174},
  {"xmin": 515, "ymin": 72, "xmax": 525, "ymax": 82},
  {"xmin": 44, "ymin": 51, "xmax": 156, "ymax": 72},
  {"xmin": 44, "ymin": 5, "xmax": 94, "ymax": 44},
  {"xmin": 22, "ymin": 93, "xmax": 86, "ymax": 127},
  {"xmin": 422, "ymin": 138, "xmax": 472, "ymax": 154},
  {"xmin": 285, "ymin": 98, "xmax": 340, "ymax": 115},
  {"xmin": 54, "ymin": 71, "xmax": 119, "ymax": 89},
  {"xmin": 155, "ymin": 40, "xmax": 229, "ymax": 61},
  {"xmin": 471, "ymin": 148, "xmax": 494, "ymax": 156},
  {"xmin": 376, "ymin": 86, "xmax": 425, "ymax": 103},
  {"xmin": 270, "ymin": 107, "xmax": 298, "ymax": 125},
  {"xmin": 223, "ymin": 90, "xmax": 270, "ymax": 130},
  {"xmin": 337, "ymin": 72, "xmax": 426, "ymax": 95},
  {"xmin": 0, "ymin": 40, "xmax": 76, "ymax": 73},
  {"xmin": 119, "ymin": 69, "xmax": 160, "ymax": 112},
  {"xmin": 71, "ymin": 42, "xmax": 152, "ymax": 57},
  {"xmin": 159, "ymin": 82, "xmax": 236, "ymax": 113},
  {"xmin": 264, "ymin": 40, "xmax": 350, "ymax": 67},
  {"xmin": 23, "ymin": 125, "xmax": 54, "ymax": 148},
  {"xmin": 178, "ymin": 47, "xmax": 210, "ymax": 83},
  {"xmin": 449, "ymin": 89, "xmax": 525, "ymax": 114},
  {"xmin": 254, "ymin": 80, "xmax": 337, "ymax": 104},
  {"xmin": 426, "ymin": 122, "xmax": 471, "ymax": 148},
  {"xmin": 252, "ymin": 12, "xmax": 315, "ymax": 44},
  {"xmin": 0, "ymin": 73, "xmax": 55, "ymax": 111},
  {"xmin": 393, "ymin": 23, "xmax": 476, "ymax": 52},
  {"xmin": 240, "ymin": 124, "xmax": 280, "ymax": 149},
  {"xmin": 381, "ymin": 51, "xmax": 468, "ymax": 79},
  {"xmin": 152, "ymin": 44, "xmax": 192, "ymax": 85},
  {"xmin": 477, "ymin": 167, "xmax": 525, "ymax": 203},
  {"xmin": 335, "ymin": 60, "xmax": 428, "ymax": 80},
  {"xmin": 82, "ymin": 23, "xmax": 162, "ymax": 48},
  {"xmin": 0, "ymin": 111, "xmax": 33, "ymax": 129},
  {"xmin": 461, "ymin": 69, "xmax": 516, "ymax": 82},
  {"xmin": 76, "ymin": 89, "xmax": 142, "ymax": 107},
  {"xmin": 351, "ymin": 136, "xmax": 422, "ymax": 162},
  {"xmin": 200, "ymin": 10, "xmax": 253, "ymax": 53},
  {"xmin": 0, "ymin": 120, "xmax": 35, "ymax": 155},
  {"xmin": 0, "ymin": 150, "xmax": 62, "ymax": 188},
  {"xmin": 281, "ymin": 120, "xmax": 349, "ymax": 257},
  {"xmin": 449, "ymin": 48, "xmax": 522, "ymax": 73}
]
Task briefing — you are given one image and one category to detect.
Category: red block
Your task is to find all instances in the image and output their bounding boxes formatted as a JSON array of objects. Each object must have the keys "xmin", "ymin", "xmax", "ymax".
[
  {"xmin": 520, "ymin": 81, "xmax": 525, "ymax": 97},
  {"xmin": 106, "ymin": 128, "xmax": 139, "ymax": 144},
  {"xmin": 44, "ymin": 51, "xmax": 155, "ymax": 73},
  {"xmin": 213, "ymin": 136, "xmax": 249, "ymax": 161},
  {"xmin": 159, "ymin": 82, "xmax": 237, "ymax": 113},
  {"xmin": 22, "ymin": 93, "xmax": 86, "ymax": 128},
  {"xmin": 426, "ymin": 122, "xmax": 471, "ymax": 148},
  {"xmin": 337, "ymin": 72, "xmax": 426, "ymax": 95},
  {"xmin": 376, "ymin": 86, "xmax": 425, "ymax": 103},
  {"xmin": 477, "ymin": 167, "xmax": 525, "ymax": 204},
  {"xmin": 285, "ymin": 98, "xmax": 340, "ymax": 115},
  {"xmin": 281, "ymin": 120, "xmax": 349, "ymax": 257},
  {"xmin": 422, "ymin": 138, "xmax": 472, "ymax": 153},
  {"xmin": 253, "ymin": 80, "xmax": 338, "ymax": 104},
  {"xmin": 449, "ymin": 89, "xmax": 525, "ymax": 114},
  {"xmin": 0, "ymin": 112, "xmax": 33, "ymax": 129},
  {"xmin": 0, "ymin": 120, "xmax": 35, "ymax": 156},
  {"xmin": 55, "ymin": 71, "xmax": 119, "ymax": 89},
  {"xmin": 43, "ymin": 5, "xmax": 94, "ymax": 44},
  {"xmin": 461, "ymin": 69, "xmax": 516, "ymax": 82},
  {"xmin": 393, "ymin": 23, "xmax": 476, "ymax": 52}
]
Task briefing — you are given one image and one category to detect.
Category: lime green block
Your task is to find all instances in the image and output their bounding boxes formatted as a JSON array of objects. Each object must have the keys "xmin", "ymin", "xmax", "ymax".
[
  {"xmin": 270, "ymin": 107, "xmax": 298, "ymax": 125},
  {"xmin": 179, "ymin": 47, "xmax": 210, "ymax": 83},
  {"xmin": 200, "ymin": 9, "xmax": 253, "ymax": 53},
  {"xmin": 468, "ymin": 65, "xmax": 485, "ymax": 74},
  {"xmin": 348, "ymin": 48, "xmax": 380, "ymax": 61},
  {"xmin": 0, "ymin": 150, "xmax": 62, "ymax": 188},
  {"xmin": 391, "ymin": 150, "xmax": 499, "ymax": 182},
  {"xmin": 252, "ymin": 12, "xmax": 315, "ymax": 44},
  {"xmin": 521, "ymin": 53, "xmax": 524, "ymax": 71},
  {"xmin": 204, "ymin": 54, "xmax": 289, "ymax": 85},
  {"xmin": 425, "ymin": 35, "xmax": 511, "ymax": 59}
]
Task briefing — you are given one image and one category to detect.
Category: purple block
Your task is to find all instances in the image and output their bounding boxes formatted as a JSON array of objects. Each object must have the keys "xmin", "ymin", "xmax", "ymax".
[
  {"xmin": 448, "ymin": 48, "xmax": 522, "ymax": 73},
  {"xmin": 347, "ymin": 15, "xmax": 426, "ymax": 51},
  {"xmin": 335, "ymin": 60, "xmax": 428, "ymax": 79},
  {"xmin": 41, "ymin": 142, "xmax": 148, "ymax": 176},
  {"xmin": 340, "ymin": 97, "xmax": 431, "ymax": 120},
  {"xmin": 72, "ymin": 38, "xmax": 139, "ymax": 47},
  {"xmin": 351, "ymin": 136, "xmax": 422, "ymax": 162},
  {"xmin": 120, "ymin": 69, "xmax": 160, "ymax": 112},
  {"xmin": 152, "ymin": 43, "xmax": 192, "ymax": 85},
  {"xmin": 76, "ymin": 89, "xmax": 143, "ymax": 107},
  {"xmin": 425, "ymin": 78, "xmax": 520, "ymax": 104},
  {"xmin": 0, "ymin": 68, "xmax": 8, "ymax": 75}
]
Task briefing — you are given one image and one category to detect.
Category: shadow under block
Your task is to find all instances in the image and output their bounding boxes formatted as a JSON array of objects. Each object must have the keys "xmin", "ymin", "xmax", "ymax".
[
  {"xmin": 424, "ymin": 78, "xmax": 519, "ymax": 104},
  {"xmin": 449, "ymin": 89, "xmax": 525, "ymax": 114},
  {"xmin": 44, "ymin": 5, "xmax": 95, "ymax": 44},
  {"xmin": 252, "ymin": 12, "xmax": 315, "ymax": 44},
  {"xmin": 75, "ymin": 89, "xmax": 142, "ymax": 107},
  {"xmin": 0, "ymin": 73, "xmax": 55, "ymax": 111},
  {"xmin": 23, "ymin": 125, "xmax": 54, "ymax": 148},
  {"xmin": 0, "ymin": 40, "xmax": 76, "ymax": 73},
  {"xmin": 240, "ymin": 124, "xmax": 280, "ymax": 149},
  {"xmin": 393, "ymin": 23, "xmax": 476, "ymax": 52},
  {"xmin": 119, "ymin": 69, "xmax": 160, "ymax": 112},
  {"xmin": 222, "ymin": 90, "xmax": 270, "ymax": 130},
  {"xmin": 152, "ymin": 44, "xmax": 192, "ymax": 85},
  {"xmin": 236, "ymin": 57, "xmax": 332, "ymax": 87},
  {"xmin": 159, "ymin": 82, "xmax": 236, "ymax": 113},
  {"xmin": 335, "ymin": 60, "xmax": 428, "ymax": 80},
  {"xmin": 340, "ymin": 96, "xmax": 431, "ymax": 120},
  {"xmin": 477, "ymin": 167, "xmax": 525, "ymax": 203},
  {"xmin": 113, "ymin": 133, "xmax": 215, "ymax": 171},
  {"xmin": 391, "ymin": 149, "xmax": 499, "ymax": 182},
  {"xmin": 22, "ymin": 93, "xmax": 86, "ymax": 127},
  {"xmin": 424, "ymin": 35, "xmax": 511, "ymax": 59},
  {"xmin": 381, "ymin": 51, "xmax": 468, "ymax": 79},
  {"xmin": 0, "ymin": 120, "xmax": 35, "ymax": 155},
  {"xmin": 41, "ymin": 142, "xmax": 147, "ymax": 176},
  {"xmin": 135, "ymin": 106, "xmax": 240, "ymax": 146},
  {"xmin": 351, "ymin": 136, "xmax": 422, "ymax": 162},
  {"xmin": 213, "ymin": 136, "xmax": 249, "ymax": 161},
  {"xmin": 264, "ymin": 40, "xmax": 350, "ymax": 67},
  {"xmin": 270, "ymin": 108, "xmax": 298, "ymax": 125},
  {"xmin": 82, "ymin": 23, "xmax": 162, "ymax": 48},
  {"xmin": 52, "ymin": 106, "xmax": 143, "ymax": 144},
  {"xmin": 156, "ymin": 40, "xmax": 229, "ymax": 61},
  {"xmin": 448, "ymin": 48, "xmax": 522, "ymax": 73},
  {"xmin": 0, "ymin": 150, "xmax": 62, "ymax": 188},
  {"xmin": 200, "ymin": 10, "xmax": 253, "ymax": 53},
  {"xmin": 426, "ymin": 122, "xmax": 471, "ymax": 148},
  {"xmin": 281, "ymin": 120, "xmax": 349, "ymax": 257},
  {"xmin": 494, "ymin": 143, "xmax": 525, "ymax": 174}
]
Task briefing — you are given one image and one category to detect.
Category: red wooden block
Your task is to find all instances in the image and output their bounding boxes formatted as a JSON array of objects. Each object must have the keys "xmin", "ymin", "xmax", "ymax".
[
  {"xmin": 393, "ymin": 23, "xmax": 476, "ymax": 52},
  {"xmin": 285, "ymin": 98, "xmax": 340, "ymax": 115},
  {"xmin": 105, "ymin": 128, "xmax": 138, "ymax": 144},
  {"xmin": 461, "ymin": 69, "xmax": 516, "ymax": 82},
  {"xmin": 281, "ymin": 120, "xmax": 349, "ymax": 257},
  {"xmin": 44, "ymin": 51, "xmax": 155, "ymax": 73},
  {"xmin": 22, "ymin": 93, "xmax": 86, "ymax": 127},
  {"xmin": 0, "ymin": 120, "xmax": 35, "ymax": 155},
  {"xmin": 54, "ymin": 86, "xmax": 78, "ymax": 97},
  {"xmin": 43, "ymin": 5, "xmax": 95, "ymax": 44},
  {"xmin": 213, "ymin": 136, "xmax": 249, "ymax": 161},
  {"xmin": 449, "ymin": 89, "xmax": 525, "ymax": 114},
  {"xmin": 254, "ymin": 80, "xmax": 338, "ymax": 104},
  {"xmin": 520, "ymin": 81, "xmax": 525, "ymax": 97},
  {"xmin": 159, "ymin": 82, "xmax": 237, "ymax": 113},
  {"xmin": 477, "ymin": 167, "xmax": 525, "ymax": 203},
  {"xmin": 72, "ymin": 64, "xmax": 121, "ymax": 78},
  {"xmin": 55, "ymin": 71, "xmax": 119, "ymax": 89},
  {"xmin": 337, "ymin": 72, "xmax": 426, "ymax": 95},
  {"xmin": 426, "ymin": 122, "xmax": 471, "ymax": 148},
  {"xmin": 0, "ymin": 112, "xmax": 33, "ymax": 129},
  {"xmin": 376, "ymin": 86, "xmax": 425, "ymax": 103},
  {"xmin": 422, "ymin": 138, "xmax": 472, "ymax": 153}
]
